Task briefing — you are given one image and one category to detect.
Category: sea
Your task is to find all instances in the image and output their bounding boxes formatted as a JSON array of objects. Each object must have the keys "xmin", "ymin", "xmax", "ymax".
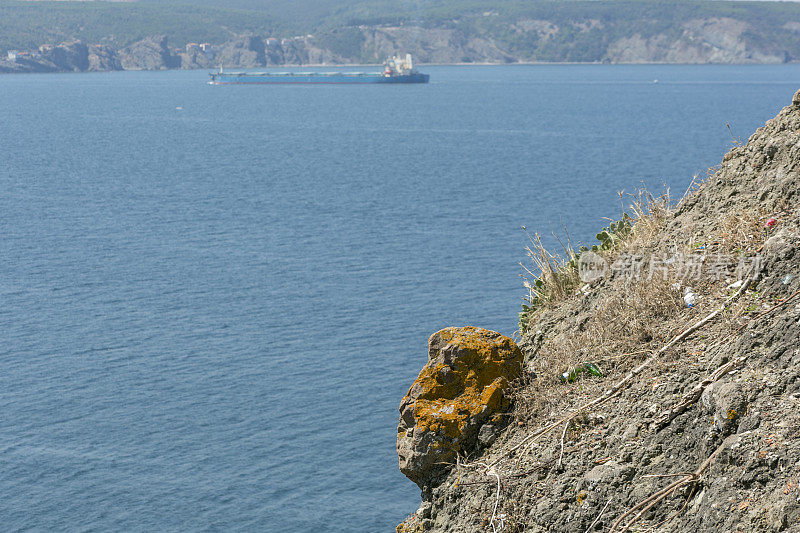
[{"xmin": 1, "ymin": 64, "xmax": 798, "ymax": 531}]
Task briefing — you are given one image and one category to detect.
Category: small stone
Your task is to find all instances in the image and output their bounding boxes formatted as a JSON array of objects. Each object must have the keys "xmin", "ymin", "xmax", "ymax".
[
  {"xmin": 793, "ymin": 89, "xmax": 800, "ymax": 106},
  {"xmin": 478, "ymin": 424, "xmax": 498, "ymax": 447},
  {"xmin": 622, "ymin": 423, "xmax": 639, "ymax": 440},
  {"xmin": 709, "ymin": 381, "xmax": 747, "ymax": 435},
  {"xmin": 585, "ymin": 462, "xmax": 620, "ymax": 486},
  {"xmin": 416, "ymin": 502, "xmax": 432, "ymax": 519}
]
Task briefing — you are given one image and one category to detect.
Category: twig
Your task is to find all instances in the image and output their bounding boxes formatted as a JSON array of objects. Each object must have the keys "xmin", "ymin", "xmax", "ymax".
[
  {"xmin": 657, "ymin": 287, "xmax": 800, "ymax": 429},
  {"xmin": 457, "ymin": 461, "xmax": 507, "ymax": 532},
  {"xmin": 678, "ymin": 174, "xmax": 701, "ymax": 207},
  {"xmin": 641, "ymin": 472, "xmax": 695, "ymax": 479},
  {"xmin": 550, "ymin": 221, "xmax": 573, "ymax": 259},
  {"xmin": 561, "ymin": 219, "xmax": 575, "ymax": 258},
  {"xmin": 584, "ymin": 498, "xmax": 612, "ymax": 533},
  {"xmin": 558, "ymin": 420, "xmax": 570, "ymax": 468},
  {"xmin": 726, "ymin": 122, "xmax": 741, "ymax": 146},
  {"xmin": 488, "ymin": 467, "xmax": 501, "ymax": 533},
  {"xmin": 457, "ymin": 465, "xmax": 545, "ymax": 486},
  {"xmin": 492, "ymin": 276, "xmax": 754, "ymax": 469},
  {"xmin": 650, "ymin": 483, "xmax": 698, "ymax": 531},
  {"xmin": 736, "ymin": 288, "xmax": 800, "ymax": 334},
  {"xmin": 655, "ymin": 355, "xmax": 746, "ymax": 429},
  {"xmin": 609, "ymin": 435, "xmax": 733, "ymax": 533}
]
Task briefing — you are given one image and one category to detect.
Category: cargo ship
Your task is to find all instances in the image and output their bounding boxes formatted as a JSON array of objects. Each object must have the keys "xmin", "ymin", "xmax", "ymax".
[{"xmin": 209, "ymin": 54, "xmax": 429, "ymax": 85}]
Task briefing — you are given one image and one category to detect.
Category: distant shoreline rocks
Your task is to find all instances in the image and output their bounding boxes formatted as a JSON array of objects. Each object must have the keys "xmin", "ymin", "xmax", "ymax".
[{"xmin": 2, "ymin": 18, "xmax": 798, "ymax": 75}]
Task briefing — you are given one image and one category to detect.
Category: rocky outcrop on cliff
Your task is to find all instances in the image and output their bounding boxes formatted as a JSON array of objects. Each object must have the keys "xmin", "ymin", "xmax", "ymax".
[
  {"xmin": 0, "ymin": 40, "xmax": 115, "ymax": 73},
  {"xmin": 396, "ymin": 92, "xmax": 800, "ymax": 532},
  {"xmin": 0, "ymin": 61, "xmax": 23, "ymax": 74},
  {"xmin": 217, "ymin": 35, "xmax": 266, "ymax": 69},
  {"xmin": 119, "ymin": 35, "xmax": 178, "ymax": 71},
  {"xmin": 88, "ymin": 44, "xmax": 122, "ymax": 72},
  {"xmin": 360, "ymin": 27, "xmax": 514, "ymax": 64},
  {"xmin": 397, "ymin": 327, "xmax": 522, "ymax": 490},
  {"xmin": 605, "ymin": 17, "xmax": 787, "ymax": 64},
  {"xmin": 45, "ymin": 40, "xmax": 89, "ymax": 72},
  {"xmin": 177, "ymin": 47, "xmax": 216, "ymax": 70}
]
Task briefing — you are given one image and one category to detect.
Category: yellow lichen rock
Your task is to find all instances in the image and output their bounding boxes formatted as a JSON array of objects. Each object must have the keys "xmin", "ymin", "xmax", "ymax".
[{"xmin": 397, "ymin": 327, "xmax": 523, "ymax": 488}]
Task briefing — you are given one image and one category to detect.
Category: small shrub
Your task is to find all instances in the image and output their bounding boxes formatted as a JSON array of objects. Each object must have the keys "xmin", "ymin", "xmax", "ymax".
[{"xmin": 592, "ymin": 216, "xmax": 632, "ymax": 252}]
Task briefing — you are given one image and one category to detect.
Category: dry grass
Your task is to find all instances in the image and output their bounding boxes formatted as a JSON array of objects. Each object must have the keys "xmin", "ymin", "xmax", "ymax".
[
  {"xmin": 590, "ymin": 276, "xmax": 682, "ymax": 353},
  {"xmin": 515, "ymin": 188, "xmax": 686, "ymax": 421},
  {"xmin": 519, "ymin": 188, "xmax": 677, "ymax": 329},
  {"xmin": 512, "ymin": 180, "xmax": 771, "ymax": 426},
  {"xmin": 520, "ymin": 231, "xmax": 580, "ymax": 314},
  {"xmin": 515, "ymin": 274, "xmax": 683, "ymax": 421},
  {"xmin": 624, "ymin": 189, "xmax": 674, "ymax": 247},
  {"xmin": 712, "ymin": 208, "xmax": 766, "ymax": 255}
]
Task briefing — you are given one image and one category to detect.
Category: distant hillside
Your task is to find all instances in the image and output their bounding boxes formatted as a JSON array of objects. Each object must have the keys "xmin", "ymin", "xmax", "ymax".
[
  {"xmin": 4, "ymin": 0, "xmax": 800, "ymax": 68},
  {"xmin": 0, "ymin": 1, "xmax": 276, "ymax": 52}
]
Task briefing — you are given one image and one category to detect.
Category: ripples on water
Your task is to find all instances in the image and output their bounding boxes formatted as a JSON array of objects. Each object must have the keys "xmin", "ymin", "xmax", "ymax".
[{"xmin": 1, "ymin": 64, "xmax": 798, "ymax": 530}]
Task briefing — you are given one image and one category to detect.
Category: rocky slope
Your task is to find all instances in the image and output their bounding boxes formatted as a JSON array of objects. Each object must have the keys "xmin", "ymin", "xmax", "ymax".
[
  {"xmin": 604, "ymin": 17, "xmax": 787, "ymax": 64},
  {"xmin": 396, "ymin": 91, "xmax": 800, "ymax": 532},
  {"xmin": 118, "ymin": 35, "xmax": 179, "ymax": 71},
  {"xmin": 0, "ymin": 41, "xmax": 119, "ymax": 74}
]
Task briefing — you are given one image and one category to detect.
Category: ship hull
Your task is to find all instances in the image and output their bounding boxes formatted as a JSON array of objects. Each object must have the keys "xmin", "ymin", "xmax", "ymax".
[{"xmin": 209, "ymin": 72, "xmax": 429, "ymax": 84}]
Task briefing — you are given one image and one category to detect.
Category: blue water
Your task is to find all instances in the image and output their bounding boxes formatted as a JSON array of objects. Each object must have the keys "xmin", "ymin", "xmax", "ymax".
[{"xmin": 1, "ymin": 64, "xmax": 797, "ymax": 531}]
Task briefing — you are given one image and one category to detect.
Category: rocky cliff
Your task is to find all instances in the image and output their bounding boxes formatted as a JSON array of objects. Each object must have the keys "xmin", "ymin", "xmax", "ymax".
[
  {"xmin": 119, "ymin": 35, "xmax": 179, "ymax": 71},
  {"xmin": 2, "ymin": 11, "xmax": 800, "ymax": 76},
  {"xmin": 0, "ymin": 36, "xmax": 179, "ymax": 74},
  {"xmin": 396, "ymin": 91, "xmax": 800, "ymax": 532},
  {"xmin": 0, "ymin": 41, "xmax": 119, "ymax": 73},
  {"xmin": 88, "ymin": 44, "xmax": 122, "ymax": 72},
  {"xmin": 604, "ymin": 18, "xmax": 787, "ymax": 64},
  {"xmin": 359, "ymin": 18, "xmax": 789, "ymax": 64}
]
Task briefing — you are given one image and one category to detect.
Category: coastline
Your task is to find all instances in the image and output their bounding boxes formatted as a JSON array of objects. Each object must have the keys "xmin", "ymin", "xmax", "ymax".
[{"xmin": 2, "ymin": 60, "xmax": 799, "ymax": 77}]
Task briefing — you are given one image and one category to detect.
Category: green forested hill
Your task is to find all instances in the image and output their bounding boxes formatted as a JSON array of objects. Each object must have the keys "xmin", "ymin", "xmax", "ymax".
[
  {"xmin": 0, "ymin": 1, "xmax": 276, "ymax": 51},
  {"xmin": 134, "ymin": 0, "xmax": 800, "ymax": 32}
]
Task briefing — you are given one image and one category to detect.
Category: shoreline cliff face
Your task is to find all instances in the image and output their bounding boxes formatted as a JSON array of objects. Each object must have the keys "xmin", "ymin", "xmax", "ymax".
[
  {"xmin": 396, "ymin": 92, "xmax": 800, "ymax": 532},
  {"xmin": 0, "ymin": 14, "xmax": 798, "ymax": 76}
]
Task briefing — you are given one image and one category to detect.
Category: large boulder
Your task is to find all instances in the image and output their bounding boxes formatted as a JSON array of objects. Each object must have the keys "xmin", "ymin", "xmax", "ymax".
[{"xmin": 397, "ymin": 327, "xmax": 522, "ymax": 489}]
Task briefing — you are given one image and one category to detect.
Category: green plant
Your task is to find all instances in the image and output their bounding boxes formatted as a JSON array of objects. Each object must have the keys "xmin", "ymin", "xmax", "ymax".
[
  {"xmin": 592, "ymin": 216, "xmax": 632, "ymax": 252},
  {"xmin": 519, "ymin": 276, "xmax": 552, "ymax": 334}
]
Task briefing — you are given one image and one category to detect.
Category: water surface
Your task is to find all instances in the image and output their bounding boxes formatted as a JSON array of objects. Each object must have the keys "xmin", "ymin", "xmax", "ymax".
[{"xmin": 1, "ymin": 64, "xmax": 798, "ymax": 530}]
